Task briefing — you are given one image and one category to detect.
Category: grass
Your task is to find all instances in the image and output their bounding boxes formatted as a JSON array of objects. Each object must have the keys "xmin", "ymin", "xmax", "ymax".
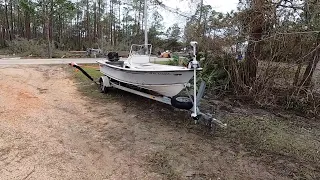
[
  {"xmin": 73, "ymin": 64, "xmax": 101, "ymax": 80},
  {"xmin": 71, "ymin": 64, "xmax": 117, "ymax": 100},
  {"xmin": 217, "ymin": 114, "xmax": 320, "ymax": 178}
]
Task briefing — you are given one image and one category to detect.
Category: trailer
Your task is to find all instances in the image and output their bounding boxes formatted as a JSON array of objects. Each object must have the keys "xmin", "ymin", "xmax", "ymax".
[{"xmin": 70, "ymin": 62, "xmax": 226, "ymax": 130}]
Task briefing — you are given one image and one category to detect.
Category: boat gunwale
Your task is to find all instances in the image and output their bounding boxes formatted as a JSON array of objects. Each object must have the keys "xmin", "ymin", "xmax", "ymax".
[{"xmin": 96, "ymin": 60, "xmax": 203, "ymax": 72}]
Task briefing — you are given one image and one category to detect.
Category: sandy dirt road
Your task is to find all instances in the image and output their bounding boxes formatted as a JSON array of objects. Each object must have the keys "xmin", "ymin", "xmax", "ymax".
[
  {"xmin": 0, "ymin": 58, "xmax": 102, "ymax": 65},
  {"xmin": 0, "ymin": 65, "xmax": 289, "ymax": 180}
]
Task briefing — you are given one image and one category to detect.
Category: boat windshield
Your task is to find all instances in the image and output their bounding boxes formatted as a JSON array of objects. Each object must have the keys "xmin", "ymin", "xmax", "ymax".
[{"xmin": 129, "ymin": 44, "xmax": 152, "ymax": 56}]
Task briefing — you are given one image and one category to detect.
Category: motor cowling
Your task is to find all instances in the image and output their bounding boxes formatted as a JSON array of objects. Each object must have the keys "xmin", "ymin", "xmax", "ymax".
[{"xmin": 107, "ymin": 52, "xmax": 119, "ymax": 61}]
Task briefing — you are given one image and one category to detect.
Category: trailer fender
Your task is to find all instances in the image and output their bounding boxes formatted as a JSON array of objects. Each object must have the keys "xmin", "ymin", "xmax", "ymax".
[{"xmin": 99, "ymin": 76, "xmax": 111, "ymax": 93}]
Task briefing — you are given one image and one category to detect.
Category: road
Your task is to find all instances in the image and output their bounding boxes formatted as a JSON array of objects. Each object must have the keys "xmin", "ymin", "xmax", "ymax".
[
  {"xmin": 0, "ymin": 57, "xmax": 170, "ymax": 65},
  {"xmin": 0, "ymin": 58, "xmax": 105, "ymax": 65}
]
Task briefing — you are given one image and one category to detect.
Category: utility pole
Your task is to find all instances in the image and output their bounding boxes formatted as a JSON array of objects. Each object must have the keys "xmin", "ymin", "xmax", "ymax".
[{"xmin": 144, "ymin": 0, "xmax": 148, "ymax": 49}]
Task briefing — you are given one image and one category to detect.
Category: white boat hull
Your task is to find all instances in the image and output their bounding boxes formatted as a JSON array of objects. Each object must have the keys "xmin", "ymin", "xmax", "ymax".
[{"xmin": 97, "ymin": 61, "xmax": 195, "ymax": 97}]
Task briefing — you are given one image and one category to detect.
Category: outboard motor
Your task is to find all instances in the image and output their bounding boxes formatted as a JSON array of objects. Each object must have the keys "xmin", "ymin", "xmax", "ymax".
[{"xmin": 107, "ymin": 52, "xmax": 119, "ymax": 61}]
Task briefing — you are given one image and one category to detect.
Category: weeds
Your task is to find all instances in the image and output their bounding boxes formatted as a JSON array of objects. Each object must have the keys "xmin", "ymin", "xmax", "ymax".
[{"xmin": 218, "ymin": 114, "xmax": 320, "ymax": 165}]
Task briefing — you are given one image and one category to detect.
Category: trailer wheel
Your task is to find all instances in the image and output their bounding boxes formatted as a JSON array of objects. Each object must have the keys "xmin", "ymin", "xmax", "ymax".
[
  {"xmin": 171, "ymin": 95, "xmax": 194, "ymax": 110},
  {"xmin": 99, "ymin": 77, "xmax": 108, "ymax": 93}
]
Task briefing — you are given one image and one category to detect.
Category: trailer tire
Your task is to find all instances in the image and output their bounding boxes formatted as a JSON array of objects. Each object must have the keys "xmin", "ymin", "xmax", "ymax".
[
  {"xmin": 171, "ymin": 95, "xmax": 194, "ymax": 110},
  {"xmin": 99, "ymin": 77, "xmax": 108, "ymax": 93}
]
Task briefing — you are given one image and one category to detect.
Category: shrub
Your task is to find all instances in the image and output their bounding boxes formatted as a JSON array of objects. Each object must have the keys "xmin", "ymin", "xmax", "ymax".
[
  {"xmin": 6, "ymin": 38, "xmax": 69, "ymax": 58},
  {"xmin": 6, "ymin": 38, "xmax": 49, "ymax": 57},
  {"xmin": 200, "ymin": 53, "xmax": 230, "ymax": 93}
]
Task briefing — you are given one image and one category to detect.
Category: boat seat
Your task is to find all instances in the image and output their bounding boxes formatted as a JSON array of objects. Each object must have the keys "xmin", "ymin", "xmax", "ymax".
[{"xmin": 106, "ymin": 61, "xmax": 124, "ymax": 67}]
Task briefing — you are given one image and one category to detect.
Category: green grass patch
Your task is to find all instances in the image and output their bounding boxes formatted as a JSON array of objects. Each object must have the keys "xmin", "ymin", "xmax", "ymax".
[
  {"xmin": 73, "ymin": 65, "xmax": 101, "ymax": 80},
  {"xmin": 71, "ymin": 64, "xmax": 116, "ymax": 101}
]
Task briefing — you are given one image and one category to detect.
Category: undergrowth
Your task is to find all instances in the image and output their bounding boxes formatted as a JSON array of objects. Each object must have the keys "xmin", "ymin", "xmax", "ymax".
[
  {"xmin": 6, "ymin": 38, "xmax": 70, "ymax": 58},
  {"xmin": 216, "ymin": 113, "xmax": 320, "ymax": 179},
  {"xmin": 200, "ymin": 52, "xmax": 320, "ymax": 118}
]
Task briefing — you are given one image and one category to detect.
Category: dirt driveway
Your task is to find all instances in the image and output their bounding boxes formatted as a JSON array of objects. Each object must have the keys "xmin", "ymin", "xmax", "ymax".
[{"xmin": 0, "ymin": 65, "xmax": 294, "ymax": 179}]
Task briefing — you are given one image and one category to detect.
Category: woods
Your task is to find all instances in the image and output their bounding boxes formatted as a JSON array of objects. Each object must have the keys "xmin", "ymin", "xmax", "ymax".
[
  {"xmin": 0, "ymin": 0, "xmax": 319, "ymax": 116},
  {"xmin": 0, "ymin": 0, "xmax": 177, "ymax": 51}
]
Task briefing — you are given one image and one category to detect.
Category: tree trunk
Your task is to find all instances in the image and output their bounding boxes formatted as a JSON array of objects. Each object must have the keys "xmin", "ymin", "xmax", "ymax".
[
  {"xmin": 94, "ymin": 2, "xmax": 97, "ymax": 42},
  {"xmin": 244, "ymin": 0, "xmax": 265, "ymax": 86},
  {"xmin": 110, "ymin": 0, "xmax": 113, "ymax": 45},
  {"xmin": 105, "ymin": 0, "xmax": 108, "ymax": 43},
  {"xmin": 33, "ymin": 17, "xmax": 37, "ymax": 39},
  {"xmin": 76, "ymin": 8, "xmax": 80, "ymax": 50},
  {"xmin": 86, "ymin": 0, "xmax": 90, "ymax": 45},
  {"xmin": 134, "ymin": 8, "xmax": 137, "ymax": 41},
  {"xmin": 293, "ymin": 63, "xmax": 302, "ymax": 86},
  {"xmin": 300, "ymin": 33, "xmax": 320, "ymax": 87},
  {"xmin": 1, "ymin": 26, "xmax": 5, "ymax": 46},
  {"xmin": 10, "ymin": 0, "xmax": 14, "ymax": 36},
  {"xmin": 114, "ymin": 2, "xmax": 119, "ymax": 46},
  {"xmin": 46, "ymin": 18, "xmax": 52, "ymax": 58},
  {"xmin": 0, "ymin": 8, "xmax": 6, "ymax": 46},
  {"xmin": 17, "ymin": 5, "xmax": 21, "ymax": 37},
  {"xmin": 5, "ymin": 0, "xmax": 12, "ymax": 40},
  {"xmin": 58, "ymin": 15, "xmax": 62, "ymax": 43},
  {"xmin": 118, "ymin": 3, "xmax": 121, "ymax": 44},
  {"xmin": 97, "ymin": 0, "xmax": 101, "ymax": 39},
  {"xmin": 197, "ymin": 0, "xmax": 204, "ymax": 38},
  {"xmin": 42, "ymin": 4, "xmax": 46, "ymax": 39},
  {"xmin": 125, "ymin": 11, "xmax": 128, "ymax": 44},
  {"xmin": 49, "ymin": 0, "xmax": 53, "ymax": 42},
  {"xmin": 43, "ymin": 2, "xmax": 52, "ymax": 58}
]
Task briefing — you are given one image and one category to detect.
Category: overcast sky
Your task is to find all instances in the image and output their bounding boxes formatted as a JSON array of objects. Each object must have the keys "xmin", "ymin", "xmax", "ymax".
[
  {"xmin": 159, "ymin": 0, "xmax": 239, "ymax": 27},
  {"xmin": 70, "ymin": 0, "xmax": 239, "ymax": 34}
]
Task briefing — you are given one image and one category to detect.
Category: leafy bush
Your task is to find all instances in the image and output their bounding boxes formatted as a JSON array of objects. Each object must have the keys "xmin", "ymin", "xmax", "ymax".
[
  {"xmin": 166, "ymin": 54, "xmax": 179, "ymax": 66},
  {"xmin": 200, "ymin": 53, "xmax": 230, "ymax": 93}
]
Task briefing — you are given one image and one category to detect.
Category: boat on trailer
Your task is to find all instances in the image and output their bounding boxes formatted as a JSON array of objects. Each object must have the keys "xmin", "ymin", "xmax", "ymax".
[
  {"xmin": 70, "ymin": 41, "xmax": 226, "ymax": 129},
  {"xmin": 69, "ymin": 0, "xmax": 226, "ymax": 129}
]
